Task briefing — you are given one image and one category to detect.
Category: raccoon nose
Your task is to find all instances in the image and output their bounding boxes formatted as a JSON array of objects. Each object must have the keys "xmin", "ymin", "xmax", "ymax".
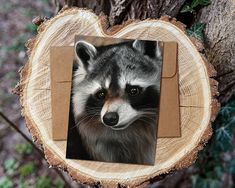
[{"xmin": 103, "ymin": 112, "xmax": 119, "ymax": 126}]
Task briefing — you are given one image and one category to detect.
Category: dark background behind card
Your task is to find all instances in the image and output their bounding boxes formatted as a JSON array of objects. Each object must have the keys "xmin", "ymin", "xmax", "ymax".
[{"xmin": 66, "ymin": 63, "xmax": 90, "ymax": 160}]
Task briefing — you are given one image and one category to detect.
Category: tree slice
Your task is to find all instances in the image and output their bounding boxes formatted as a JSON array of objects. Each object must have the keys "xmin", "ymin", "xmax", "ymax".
[{"xmin": 18, "ymin": 8, "xmax": 219, "ymax": 187}]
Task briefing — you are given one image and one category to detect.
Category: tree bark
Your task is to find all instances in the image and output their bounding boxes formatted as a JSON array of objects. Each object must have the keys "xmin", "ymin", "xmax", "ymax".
[
  {"xmin": 198, "ymin": 0, "xmax": 235, "ymax": 103},
  {"xmin": 59, "ymin": 0, "xmax": 186, "ymax": 26}
]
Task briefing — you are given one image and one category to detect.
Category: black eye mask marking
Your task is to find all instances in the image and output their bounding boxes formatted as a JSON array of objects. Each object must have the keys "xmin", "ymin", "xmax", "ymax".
[
  {"xmin": 94, "ymin": 89, "xmax": 107, "ymax": 101},
  {"xmin": 125, "ymin": 84, "xmax": 142, "ymax": 97},
  {"xmin": 126, "ymin": 85, "xmax": 159, "ymax": 110},
  {"xmin": 84, "ymin": 94, "xmax": 104, "ymax": 117}
]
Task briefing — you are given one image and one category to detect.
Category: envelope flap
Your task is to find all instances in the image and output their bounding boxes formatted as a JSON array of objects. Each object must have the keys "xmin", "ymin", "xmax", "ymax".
[
  {"xmin": 162, "ymin": 42, "xmax": 178, "ymax": 78},
  {"xmin": 50, "ymin": 47, "xmax": 74, "ymax": 82}
]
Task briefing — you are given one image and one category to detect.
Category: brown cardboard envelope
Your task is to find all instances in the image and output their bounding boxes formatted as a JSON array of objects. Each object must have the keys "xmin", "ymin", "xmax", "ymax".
[
  {"xmin": 158, "ymin": 42, "xmax": 181, "ymax": 137},
  {"xmin": 50, "ymin": 42, "xmax": 180, "ymax": 140}
]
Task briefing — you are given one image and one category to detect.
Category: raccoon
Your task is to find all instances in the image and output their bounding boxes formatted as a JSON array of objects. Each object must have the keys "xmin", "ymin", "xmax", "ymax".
[{"xmin": 72, "ymin": 39, "xmax": 162, "ymax": 165}]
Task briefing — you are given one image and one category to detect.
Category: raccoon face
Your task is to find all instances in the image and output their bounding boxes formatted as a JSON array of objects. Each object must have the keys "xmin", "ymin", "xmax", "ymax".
[{"xmin": 73, "ymin": 39, "xmax": 162, "ymax": 130}]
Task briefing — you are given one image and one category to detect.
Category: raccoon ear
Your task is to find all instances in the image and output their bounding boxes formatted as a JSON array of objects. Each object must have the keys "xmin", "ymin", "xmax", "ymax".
[
  {"xmin": 132, "ymin": 40, "xmax": 162, "ymax": 59},
  {"xmin": 75, "ymin": 40, "xmax": 97, "ymax": 71},
  {"xmin": 132, "ymin": 40, "xmax": 145, "ymax": 54}
]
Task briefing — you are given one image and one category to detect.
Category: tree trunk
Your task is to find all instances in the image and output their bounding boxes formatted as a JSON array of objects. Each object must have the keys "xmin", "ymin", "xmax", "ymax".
[
  {"xmin": 55, "ymin": 0, "xmax": 187, "ymax": 26},
  {"xmin": 197, "ymin": 0, "xmax": 235, "ymax": 103}
]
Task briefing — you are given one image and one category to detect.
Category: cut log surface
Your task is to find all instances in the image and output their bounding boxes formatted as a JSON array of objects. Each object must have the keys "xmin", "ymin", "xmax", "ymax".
[{"xmin": 19, "ymin": 8, "xmax": 219, "ymax": 187}]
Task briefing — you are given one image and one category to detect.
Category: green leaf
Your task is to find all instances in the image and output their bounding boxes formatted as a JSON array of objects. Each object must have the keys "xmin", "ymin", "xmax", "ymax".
[
  {"xmin": 0, "ymin": 177, "xmax": 13, "ymax": 188},
  {"xmin": 180, "ymin": 0, "xmax": 210, "ymax": 13},
  {"xmin": 191, "ymin": 174, "xmax": 199, "ymax": 188},
  {"xmin": 207, "ymin": 178, "xmax": 221, "ymax": 188},
  {"xmin": 19, "ymin": 177, "xmax": 28, "ymax": 188},
  {"xmin": 36, "ymin": 176, "xmax": 52, "ymax": 188},
  {"xmin": 191, "ymin": 175, "xmax": 221, "ymax": 188},
  {"xmin": 180, "ymin": 3, "xmax": 195, "ymax": 13},
  {"xmin": 187, "ymin": 23, "xmax": 206, "ymax": 41},
  {"xmin": 3, "ymin": 158, "xmax": 19, "ymax": 176},
  {"xmin": 15, "ymin": 143, "xmax": 33, "ymax": 155},
  {"xmin": 227, "ymin": 158, "xmax": 235, "ymax": 174},
  {"xmin": 42, "ymin": 0, "xmax": 50, "ymax": 5},
  {"xmin": 191, "ymin": 175, "xmax": 208, "ymax": 188},
  {"xmin": 55, "ymin": 179, "xmax": 65, "ymax": 188},
  {"xmin": 228, "ymin": 117, "xmax": 235, "ymax": 129},
  {"xmin": 213, "ymin": 165, "xmax": 223, "ymax": 178},
  {"xmin": 213, "ymin": 125, "xmax": 233, "ymax": 152},
  {"xmin": 216, "ymin": 126, "xmax": 233, "ymax": 141},
  {"xmin": 191, "ymin": 0, "xmax": 210, "ymax": 8},
  {"xmin": 219, "ymin": 105, "xmax": 235, "ymax": 122},
  {"xmin": 19, "ymin": 162, "xmax": 35, "ymax": 177},
  {"xmin": 6, "ymin": 35, "xmax": 27, "ymax": 52},
  {"xmin": 25, "ymin": 23, "xmax": 38, "ymax": 34},
  {"xmin": 4, "ymin": 159, "xmax": 16, "ymax": 171}
]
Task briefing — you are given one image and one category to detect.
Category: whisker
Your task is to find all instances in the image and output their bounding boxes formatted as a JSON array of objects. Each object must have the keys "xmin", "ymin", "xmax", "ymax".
[
  {"xmin": 138, "ymin": 117, "xmax": 156, "ymax": 126},
  {"xmin": 70, "ymin": 115, "xmax": 94, "ymax": 130}
]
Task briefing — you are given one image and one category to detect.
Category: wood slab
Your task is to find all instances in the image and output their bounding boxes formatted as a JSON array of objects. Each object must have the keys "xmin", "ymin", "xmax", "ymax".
[{"xmin": 18, "ymin": 8, "xmax": 220, "ymax": 187}]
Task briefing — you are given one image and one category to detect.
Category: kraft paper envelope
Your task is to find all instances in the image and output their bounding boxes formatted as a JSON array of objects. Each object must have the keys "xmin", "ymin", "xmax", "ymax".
[{"xmin": 50, "ymin": 42, "xmax": 180, "ymax": 140}]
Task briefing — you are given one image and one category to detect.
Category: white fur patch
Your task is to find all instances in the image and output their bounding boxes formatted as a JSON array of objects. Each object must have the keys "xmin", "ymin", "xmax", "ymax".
[
  {"xmin": 73, "ymin": 92, "xmax": 89, "ymax": 116},
  {"xmin": 117, "ymin": 102, "xmax": 139, "ymax": 126},
  {"xmin": 129, "ymin": 76, "xmax": 159, "ymax": 88},
  {"xmin": 118, "ymin": 72, "xmax": 159, "ymax": 89},
  {"xmin": 73, "ymin": 80, "xmax": 101, "ymax": 116},
  {"xmin": 156, "ymin": 41, "xmax": 162, "ymax": 59},
  {"xmin": 105, "ymin": 77, "xmax": 111, "ymax": 89},
  {"xmin": 73, "ymin": 66, "xmax": 86, "ymax": 85},
  {"xmin": 101, "ymin": 99, "xmax": 139, "ymax": 129},
  {"xmin": 118, "ymin": 74, "xmax": 127, "ymax": 89}
]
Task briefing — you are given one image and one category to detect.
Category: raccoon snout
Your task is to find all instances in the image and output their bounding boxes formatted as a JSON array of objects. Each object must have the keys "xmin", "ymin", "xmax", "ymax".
[{"xmin": 103, "ymin": 112, "xmax": 119, "ymax": 127}]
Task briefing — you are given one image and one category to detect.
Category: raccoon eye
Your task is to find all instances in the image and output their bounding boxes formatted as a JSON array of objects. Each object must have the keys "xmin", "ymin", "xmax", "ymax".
[
  {"xmin": 95, "ymin": 89, "xmax": 106, "ymax": 100},
  {"xmin": 127, "ymin": 86, "xmax": 141, "ymax": 97}
]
